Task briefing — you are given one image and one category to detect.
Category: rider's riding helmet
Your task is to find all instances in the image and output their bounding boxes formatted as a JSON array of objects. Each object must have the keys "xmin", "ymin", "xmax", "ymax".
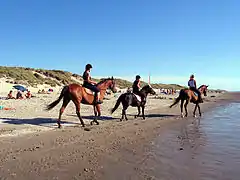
[
  {"xmin": 136, "ymin": 75, "xmax": 141, "ymax": 80},
  {"xmin": 190, "ymin": 74, "xmax": 194, "ymax": 78},
  {"xmin": 85, "ymin": 64, "xmax": 93, "ymax": 70}
]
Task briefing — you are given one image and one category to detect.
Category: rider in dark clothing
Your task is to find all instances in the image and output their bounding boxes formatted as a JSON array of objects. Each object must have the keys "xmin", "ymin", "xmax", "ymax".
[
  {"xmin": 188, "ymin": 74, "xmax": 203, "ymax": 103},
  {"xmin": 82, "ymin": 64, "xmax": 102, "ymax": 104},
  {"xmin": 132, "ymin": 75, "xmax": 145, "ymax": 104}
]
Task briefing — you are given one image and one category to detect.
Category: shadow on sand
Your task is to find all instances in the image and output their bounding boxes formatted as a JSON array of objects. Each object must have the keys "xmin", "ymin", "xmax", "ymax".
[
  {"xmin": 0, "ymin": 117, "xmax": 79, "ymax": 127},
  {"xmin": 128, "ymin": 114, "xmax": 176, "ymax": 118},
  {"xmin": 67, "ymin": 114, "xmax": 118, "ymax": 121},
  {"xmin": 0, "ymin": 113, "xmax": 176, "ymax": 128}
]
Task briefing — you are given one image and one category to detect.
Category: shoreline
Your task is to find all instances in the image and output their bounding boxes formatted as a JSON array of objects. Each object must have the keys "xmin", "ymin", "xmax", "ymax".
[{"xmin": 0, "ymin": 92, "xmax": 237, "ymax": 179}]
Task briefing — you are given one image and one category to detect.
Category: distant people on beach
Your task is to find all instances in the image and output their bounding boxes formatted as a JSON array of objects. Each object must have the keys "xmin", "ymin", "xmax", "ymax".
[
  {"xmin": 160, "ymin": 88, "xmax": 176, "ymax": 95},
  {"xmin": 16, "ymin": 90, "xmax": 24, "ymax": 99},
  {"xmin": 25, "ymin": 90, "xmax": 32, "ymax": 98},
  {"xmin": 38, "ymin": 89, "xmax": 50, "ymax": 94},
  {"xmin": 7, "ymin": 90, "xmax": 15, "ymax": 99}
]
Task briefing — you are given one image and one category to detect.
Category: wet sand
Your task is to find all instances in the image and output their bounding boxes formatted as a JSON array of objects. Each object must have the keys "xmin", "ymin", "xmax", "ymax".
[{"xmin": 0, "ymin": 92, "xmax": 236, "ymax": 180}]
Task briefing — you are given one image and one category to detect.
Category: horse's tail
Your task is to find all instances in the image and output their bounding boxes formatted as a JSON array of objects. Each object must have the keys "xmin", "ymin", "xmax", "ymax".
[
  {"xmin": 46, "ymin": 86, "xmax": 69, "ymax": 111},
  {"xmin": 169, "ymin": 89, "xmax": 184, "ymax": 108},
  {"xmin": 111, "ymin": 94, "xmax": 124, "ymax": 114}
]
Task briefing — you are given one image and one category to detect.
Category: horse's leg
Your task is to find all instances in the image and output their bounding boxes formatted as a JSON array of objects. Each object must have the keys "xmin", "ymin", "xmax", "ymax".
[
  {"xmin": 135, "ymin": 106, "xmax": 141, "ymax": 118},
  {"xmin": 93, "ymin": 105, "xmax": 97, "ymax": 116},
  {"xmin": 180, "ymin": 99, "xmax": 184, "ymax": 118},
  {"xmin": 90, "ymin": 105, "xmax": 97, "ymax": 125},
  {"xmin": 58, "ymin": 96, "xmax": 70, "ymax": 128},
  {"xmin": 198, "ymin": 104, "xmax": 202, "ymax": 117},
  {"xmin": 74, "ymin": 102, "xmax": 85, "ymax": 127},
  {"xmin": 92, "ymin": 105, "xmax": 100, "ymax": 125},
  {"xmin": 120, "ymin": 102, "xmax": 128, "ymax": 121},
  {"xmin": 193, "ymin": 103, "xmax": 198, "ymax": 117},
  {"xmin": 124, "ymin": 106, "xmax": 128, "ymax": 120},
  {"xmin": 142, "ymin": 105, "xmax": 145, "ymax": 120},
  {"xmin": 184, "ymin": 100, "xmax": 189, "ymax": 117}
]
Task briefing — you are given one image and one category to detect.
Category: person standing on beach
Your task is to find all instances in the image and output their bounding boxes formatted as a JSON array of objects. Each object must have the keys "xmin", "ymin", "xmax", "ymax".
[
  {"xmin": 188, "ymin": 74, "xmax": 203, "ymax": 103},
  {"xmin": 82, "ymin": 64, "xmax": 102, "ymax": 104},
  {"xmin": 132, "ymin": 75, "xmax": 145, "ymax": 104}
]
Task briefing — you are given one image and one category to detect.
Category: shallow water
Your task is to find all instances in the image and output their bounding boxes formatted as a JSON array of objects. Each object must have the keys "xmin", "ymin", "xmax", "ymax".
[
  {"xmin": 146, "ymin": 103, "xmax": 240, "ymax": 180},
  {"xmin": 196, "ymin": 103, "xmax": 240, "ymax": 180}
]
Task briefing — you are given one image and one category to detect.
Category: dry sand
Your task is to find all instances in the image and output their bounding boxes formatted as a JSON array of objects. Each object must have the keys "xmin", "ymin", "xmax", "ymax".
[{"xmin": 0, "ymin": 90, "xmax": 230, "ymax": 179}]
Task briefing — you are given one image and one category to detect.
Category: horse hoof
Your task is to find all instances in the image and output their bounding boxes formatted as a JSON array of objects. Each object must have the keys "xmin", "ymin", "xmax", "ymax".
[
  {"xmin": 96, "ymin": 121, "xmax": 99, "ymax": 125},
  {"xmin": 134, "ymin": 115, "xmax": 137, "ymax": 118},
  {"xmin": 90, "ymin": 121, "xmax": 93, "ymax": 125},
  {"xmin": 120, "ymin": 119, "xmax": 123, "ymax": 122},
  {"xmin": 193, "ymin": 115, "xmax": 197, "ymax": 118},
  {"xmin": 199, "ymin": 114, "xmax": 202, "ymax": 117}
]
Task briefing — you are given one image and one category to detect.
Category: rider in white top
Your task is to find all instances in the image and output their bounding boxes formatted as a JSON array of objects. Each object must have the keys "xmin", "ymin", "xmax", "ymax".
[{"xmin": 188, "ymin": 74, "xmax": 203, "ymax": 103}]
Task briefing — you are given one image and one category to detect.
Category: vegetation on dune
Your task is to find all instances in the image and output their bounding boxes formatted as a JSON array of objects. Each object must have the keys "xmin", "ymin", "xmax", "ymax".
[{"xmin": 0, "ymin": 66, "xmax": 186, "ymax": 89}]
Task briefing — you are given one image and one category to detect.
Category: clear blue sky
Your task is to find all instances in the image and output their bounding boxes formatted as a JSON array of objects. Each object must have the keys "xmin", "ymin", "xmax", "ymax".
[{"xmin": 0, "ymin": 0, "xmax": 239, "ymax": 90}]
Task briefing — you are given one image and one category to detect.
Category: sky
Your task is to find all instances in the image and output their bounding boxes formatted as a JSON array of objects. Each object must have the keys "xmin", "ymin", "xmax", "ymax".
[{"xmin": 0, "ymin": 0, "xmax": 239, "ymax": 91}]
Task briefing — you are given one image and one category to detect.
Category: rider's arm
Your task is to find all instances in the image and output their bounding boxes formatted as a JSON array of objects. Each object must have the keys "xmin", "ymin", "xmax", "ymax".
[
  {"xmin": 137, "ymin": 81, "xmax": 141, "ymax": 88},
  {"xmin": 194, "ymin": 80, "xmax": 197, "ymax": 88},
  {"xmin": 86, "ymin": 73, "xmax": 97, "ymax": 85}
]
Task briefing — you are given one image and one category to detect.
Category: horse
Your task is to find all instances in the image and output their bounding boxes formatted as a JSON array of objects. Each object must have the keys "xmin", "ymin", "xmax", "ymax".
[
  {"xmin": 46, "ymin": 77, "xmax": 117, "ymax": 128},
  {"xmin": 111, "ymin": 85, "xmax": 156, "ymax": 121},
  {"xmin": 169, "ymin": 85, "xmax": 208, "ymax": 117}
]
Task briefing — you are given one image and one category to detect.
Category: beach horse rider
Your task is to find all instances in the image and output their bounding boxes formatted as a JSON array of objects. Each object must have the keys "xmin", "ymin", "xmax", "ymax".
[
  {"xmin": 82, "ymin": 64, "xmax": 103, "ymax": 104},
  {"xmin": 132, "ymin": 75, "xmax": 145, "ymax": 104},
  {"xmin": 188, "ymin": 74, "xmax": 203, "ymax": 103}
]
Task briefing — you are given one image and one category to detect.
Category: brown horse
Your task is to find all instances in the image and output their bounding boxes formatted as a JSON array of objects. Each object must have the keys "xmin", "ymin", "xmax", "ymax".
[
  {"xmin": 46, "ymin": 77, "xmax": 117, "ymax": 128},
  {"xmin": 169, "ymin": 85, "xmax": 208, "ymax": 117}
]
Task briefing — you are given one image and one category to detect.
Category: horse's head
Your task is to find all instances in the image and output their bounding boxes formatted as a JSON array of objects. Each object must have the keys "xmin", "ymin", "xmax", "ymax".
[
  {"xmin": 199, "ymin": 85, "xmax": 209, "ymax": 96},
  {"xmin": 98, "ymin": 76, "xmax": 117, "ymax": 93},
  {"xmin": 141, "ymin": 84, "xmax": 156, "ymax": 95}
]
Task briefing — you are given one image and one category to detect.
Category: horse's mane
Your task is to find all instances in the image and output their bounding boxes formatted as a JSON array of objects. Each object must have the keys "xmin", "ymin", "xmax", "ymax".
[
  {"xmin": 140, "ymin": 84, "xmax": 151, "ymax": 91},
  {"xmin": 198, "ymin": 85, "xmax": 205, "ymax": 89},
  {"xmin": 97, "ymin": 77, "xmax": 113, "ymax": 85}
]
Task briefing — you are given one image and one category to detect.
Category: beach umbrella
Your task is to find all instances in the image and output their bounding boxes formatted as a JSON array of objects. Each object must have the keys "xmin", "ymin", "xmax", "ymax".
[{"xmin": 13, "ymin": 85, "xmax": 27, "ymax": 92}]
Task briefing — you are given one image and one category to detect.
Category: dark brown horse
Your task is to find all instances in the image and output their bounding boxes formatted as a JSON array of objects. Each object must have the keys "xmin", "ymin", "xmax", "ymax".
[
  {"xmin": 46, "ymin": 77, "xmax": 117, "ymax": 128},
  {"xmin": 111, "ymin": 85, "xmax": 156, "ymax": 120},
  {"xmin": 169, "ymin": 85, "xmax": 208, "ymax": 117}
]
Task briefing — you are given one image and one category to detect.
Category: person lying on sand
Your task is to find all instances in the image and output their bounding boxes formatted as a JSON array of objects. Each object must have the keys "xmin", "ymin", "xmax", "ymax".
[{"xmin": 7, "ymin": 90, "xmax": 15, "ymax": 99}]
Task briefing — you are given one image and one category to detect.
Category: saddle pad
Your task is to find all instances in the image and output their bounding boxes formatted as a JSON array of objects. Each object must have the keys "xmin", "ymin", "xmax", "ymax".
[
  {"xmin": 133, "ymin": 93, "xmax": 141, "ymax": 102},
  {"xmin": 194, "ymin": 92, "xmax": 198, "ymax": 96}
]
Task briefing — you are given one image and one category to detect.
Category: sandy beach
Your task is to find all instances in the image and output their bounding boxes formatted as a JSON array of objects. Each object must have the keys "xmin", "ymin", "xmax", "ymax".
[{"xmin": 0, "ymin": 88, "xmax": 232, "ymax": 179}]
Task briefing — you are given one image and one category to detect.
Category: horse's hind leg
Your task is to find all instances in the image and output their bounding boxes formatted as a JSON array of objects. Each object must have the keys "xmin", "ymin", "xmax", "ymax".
[
  {"xmin": 184, "ymin": 100, "xmax": 189, "ymax": 117},
  {"xmin": 120, "ymin": 105, "xmax": 128, "ymax": 121},
  {"xmin": 58, "ymin": 96, "xmax": 70, "ymax": 128},
  {"xmin": 73, "ymin": 101, "xmax": 85, "ymax": 127},
  {"xmin": 180, "ymin": 99, "xmax": 184, "ymax": 118}
]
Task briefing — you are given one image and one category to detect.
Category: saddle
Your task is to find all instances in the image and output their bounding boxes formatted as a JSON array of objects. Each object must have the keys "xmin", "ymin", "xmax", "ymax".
[
  {"xmin": 83, "ymin": 88, "xmax": 95, "ymax": 95},
  {"xmin": 133, "ymin": 93, "xmax": 142, "ymax": 102},
  {"xmin": 189, "ymin": 90, "xmax": 198, "ymax": 102}
]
